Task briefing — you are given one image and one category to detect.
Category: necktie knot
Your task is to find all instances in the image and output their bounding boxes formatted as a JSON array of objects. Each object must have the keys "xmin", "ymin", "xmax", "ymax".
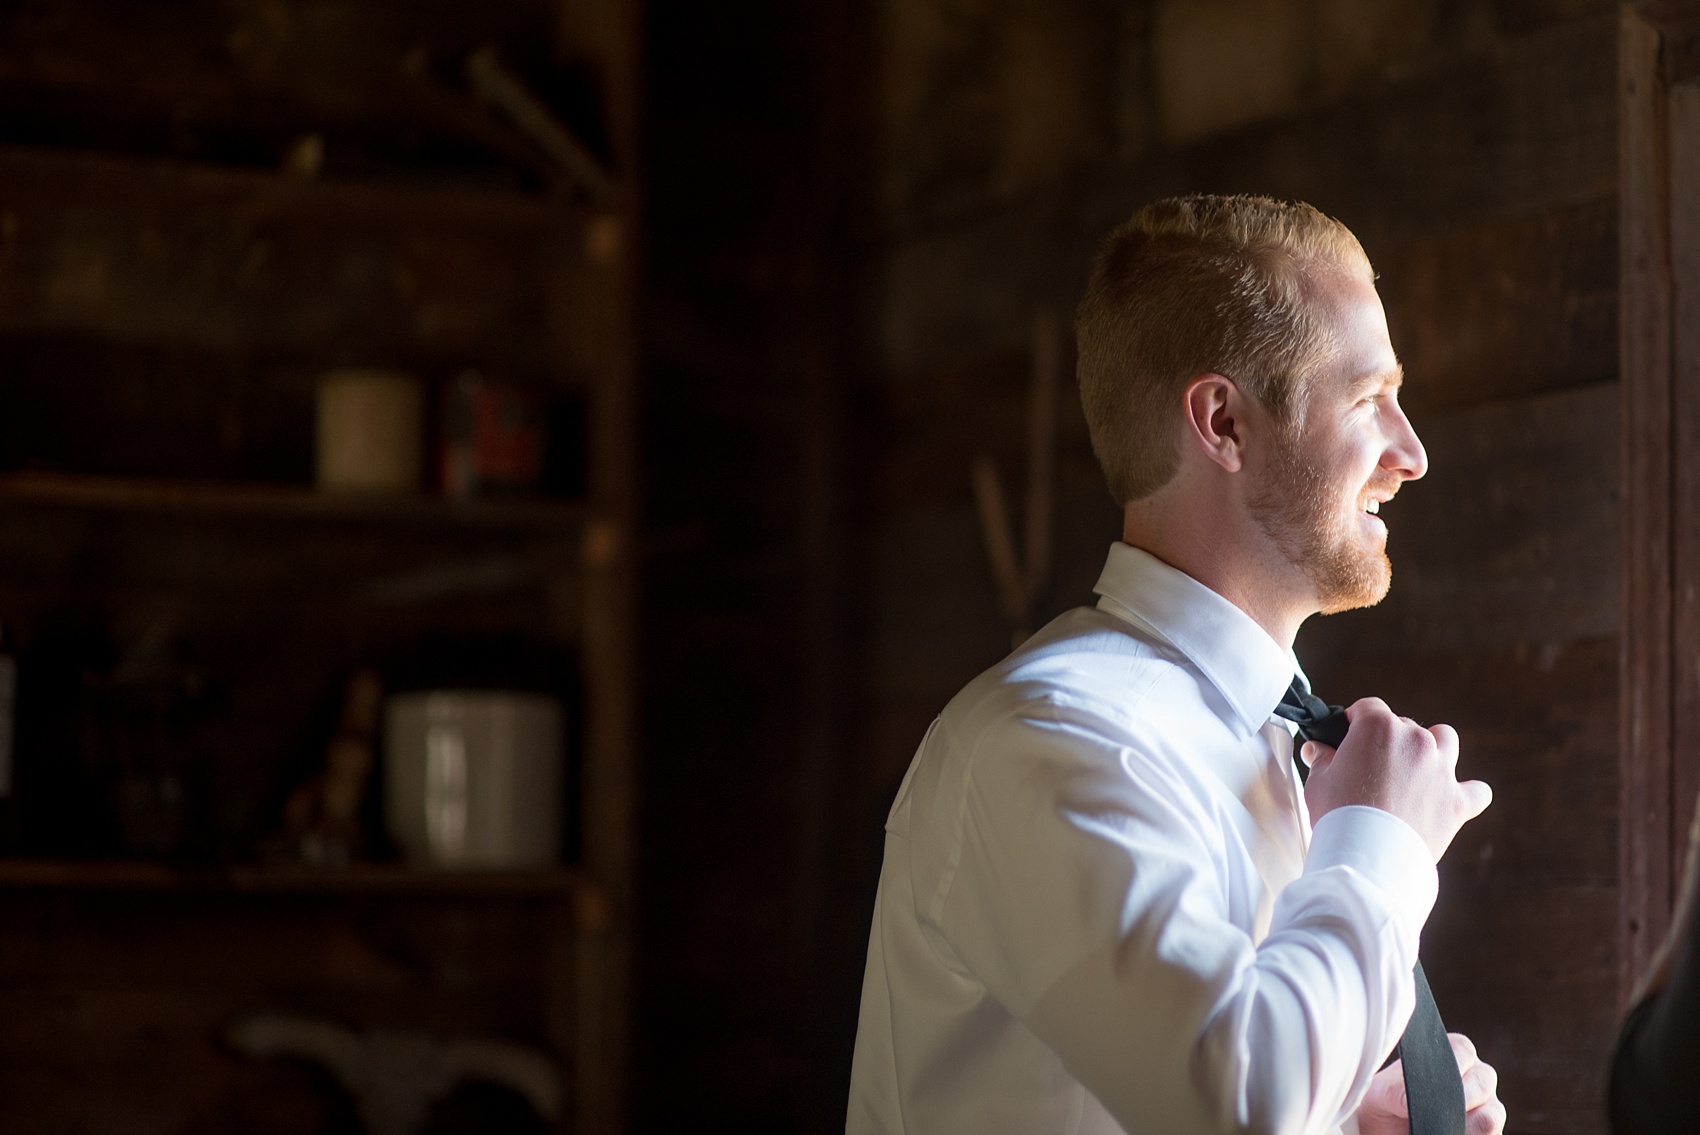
[{"xmin": 1274, "ymin": 677, "xmax": 1348, "ymax": 751}]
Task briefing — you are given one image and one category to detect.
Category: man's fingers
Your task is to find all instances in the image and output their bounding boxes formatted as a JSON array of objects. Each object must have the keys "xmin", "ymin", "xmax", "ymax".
[
  {"xmin": 1448, "ymin": 1036, "xmax": 1504, "ymax": 1133},
  {"xmin": 1461, "ymin": 1058, "xmax": 1498, "ymax": 1111},
  {"xmin": 1466, "ymin": 1097, "xmax": 1508, "ymax": 1135},
  {"xmin": 1364, "ymin": 1059, "xmax": 1407, "ymax": 1119},
  {"xmin": 1429, "ymin": 722, "xmax": 1460, "ymax": 762},
  {"xmin": 1457, "ymin": 779, "xmax": 1493, "ymax": 819},
  {"xmin": 1343, "ymin": 696, "xmax": 1391, "ymax": 723}
]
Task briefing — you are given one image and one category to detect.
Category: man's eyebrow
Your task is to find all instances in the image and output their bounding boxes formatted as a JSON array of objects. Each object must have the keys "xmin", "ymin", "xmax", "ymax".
[{"xmin": 1350, "ymin": 365, "xmax": 1404, "ymax": 393}]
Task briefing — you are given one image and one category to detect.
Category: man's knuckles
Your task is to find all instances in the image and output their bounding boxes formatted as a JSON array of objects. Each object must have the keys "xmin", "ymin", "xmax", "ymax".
[
  {"xmin": 1466, "ymin": 1098, "xmax": 1508, "ymax": 1135},
  {"xmin": 1461, "ymin": 1062, "xmax": 1498, "ymax": 1109},
  {"xmin": 1345, "ymin": 696, "xmax": 1392, "ymax": 721},
  {"xmin": 1344, "ymin": 705, "xmax": 1402, "ymax": 749}
]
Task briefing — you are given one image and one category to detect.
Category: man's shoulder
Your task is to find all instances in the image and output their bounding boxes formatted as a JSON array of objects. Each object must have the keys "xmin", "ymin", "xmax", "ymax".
[{"xmin": 940, "ymin": 604, "xmax": 1201, "ymax": 741}]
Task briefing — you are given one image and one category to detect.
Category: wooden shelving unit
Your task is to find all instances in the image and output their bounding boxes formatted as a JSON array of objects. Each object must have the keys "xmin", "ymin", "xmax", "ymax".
[{"xmin": 0, "ymin": 3, "xmax": 640, "ymax": 1133}]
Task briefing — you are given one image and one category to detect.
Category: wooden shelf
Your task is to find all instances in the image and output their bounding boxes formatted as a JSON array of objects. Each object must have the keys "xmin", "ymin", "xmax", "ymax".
[
  {"xmin": 0, "ymin": 857, "xmax": 590, "ymax": 897},
  {"xmin": 0, "ymin": 142, "xmax": 562, "ymax": 230},
  {"xmin": 0, "ymin": 471, "xmax": 591, "ymax": 532},
  {"xmin": 0, "ymin": 143, "xmax": 590, "ymax": 368}
]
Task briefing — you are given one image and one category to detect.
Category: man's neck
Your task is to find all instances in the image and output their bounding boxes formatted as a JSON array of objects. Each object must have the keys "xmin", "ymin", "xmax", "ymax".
[{"xmin": 1122, "ymin": 507, "xmax": 1315, "ymax": 650}]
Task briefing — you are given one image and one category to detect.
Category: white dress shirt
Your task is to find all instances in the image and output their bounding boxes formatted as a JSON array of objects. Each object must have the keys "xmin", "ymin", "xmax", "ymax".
[{"xmin": 847, "ymin": 543, "xmax": 1438, "ymax": 1135}]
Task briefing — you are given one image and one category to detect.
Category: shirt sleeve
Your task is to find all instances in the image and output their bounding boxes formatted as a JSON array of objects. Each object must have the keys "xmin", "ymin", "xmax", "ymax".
[{"xmin": 930, "ymin": 707, "xmax": 1437, "ymax": 1135}]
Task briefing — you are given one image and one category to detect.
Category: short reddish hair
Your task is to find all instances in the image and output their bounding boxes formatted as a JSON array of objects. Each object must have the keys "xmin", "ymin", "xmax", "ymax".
[{"xmin": 1076, "ymin": 195, "xmax": 1371, "ymax": 503}]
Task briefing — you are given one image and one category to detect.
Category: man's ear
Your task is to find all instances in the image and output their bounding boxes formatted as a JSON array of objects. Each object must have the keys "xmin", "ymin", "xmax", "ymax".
[{"xmin": 1182, "ymin": 373, "xmax": 1245, "ymax": 473}]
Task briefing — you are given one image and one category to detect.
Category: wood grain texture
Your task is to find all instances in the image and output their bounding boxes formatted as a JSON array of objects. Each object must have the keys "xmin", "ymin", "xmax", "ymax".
[
  {"xmin": 1667, "ymin": 76, "xmax": 1700, "ymax": 953},
  {"xmin": 1620, "ymin": 3, "xmax": 1675, "ymax": 999},
  {"xmin": 0, "ymin": 858, "xmax": 587, "ymax": 894},
  {"xmin": 0, "ymin": 471, "xmax": 586, "ymax": 530},
  {"xmin": 0, "ymin": 146, "xmax": 568, "ymax": 369},
  {"xmin": 1378, "ymin": 198, "xmax": 1618, "ymax": 415},
  {"xmin": 0, "ymin": 0, "xmax": 609, "ymax": 196},
  {"xmin": 873, "ymin": 15, "xmax": 1620, "ymax": 386}
]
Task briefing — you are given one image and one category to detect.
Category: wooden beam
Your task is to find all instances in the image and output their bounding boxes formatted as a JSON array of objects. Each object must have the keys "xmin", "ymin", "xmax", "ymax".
[
  {"xmin": 1620, "ymin": 3, "xmax": 1675, "ymax": 1000},
  {"xmin": 549, "ymin": 1, "xmax": 641, "ymax": 1128},
  {"xmin": 1376, "ymin": 198, "xmax": 1618, "ymax": 417},
  {"xmin": 1669, "ymin": 76, "xmax": 1700, "ymax": 914}
]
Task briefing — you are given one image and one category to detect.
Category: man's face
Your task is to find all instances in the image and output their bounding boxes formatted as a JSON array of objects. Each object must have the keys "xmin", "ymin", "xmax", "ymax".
[{"xmin": 1248, "ymin": 267, "xmax": 1427, "ymax": 614}]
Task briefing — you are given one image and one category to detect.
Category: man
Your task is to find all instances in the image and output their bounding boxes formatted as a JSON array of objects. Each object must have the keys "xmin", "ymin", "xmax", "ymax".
[{"xmin": 847, "ymin": 196, "xmax": 1507, "ymax": 1135}]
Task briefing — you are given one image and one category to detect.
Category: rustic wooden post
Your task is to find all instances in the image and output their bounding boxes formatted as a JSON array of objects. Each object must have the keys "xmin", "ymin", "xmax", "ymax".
[
  {"xmin": 1621, "ymin": 0, "xmax": 1676, "ymax": 1001},
  {"xmin": 551, "ymin": 2, "xmax": 642, "ymax": 1130},
  {"xmin": 1622, "ymin": 0, "xmax": 1700, "ymax": 1002}
]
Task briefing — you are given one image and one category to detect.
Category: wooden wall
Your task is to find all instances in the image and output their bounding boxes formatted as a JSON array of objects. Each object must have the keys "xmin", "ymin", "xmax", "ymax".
[
  {"xmin": 850, "ymin": 2, "xmax": 1622, "ymax": 1132},
  {"xmin": 636, "ymin": 1, "xmax": 870, "ymax": 1132}
]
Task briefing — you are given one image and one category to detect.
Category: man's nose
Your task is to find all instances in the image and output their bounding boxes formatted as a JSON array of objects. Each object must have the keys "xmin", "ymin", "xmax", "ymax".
[{"xmin": 1385, "ymin": 406, "xmax": 1428, "ymax": 481}]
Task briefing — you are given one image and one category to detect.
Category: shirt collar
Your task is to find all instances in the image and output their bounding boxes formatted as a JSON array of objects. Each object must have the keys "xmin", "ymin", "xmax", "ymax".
[{"xmin": 1093, "ymin": 542, "xmax": 1297, "ymax": 739}]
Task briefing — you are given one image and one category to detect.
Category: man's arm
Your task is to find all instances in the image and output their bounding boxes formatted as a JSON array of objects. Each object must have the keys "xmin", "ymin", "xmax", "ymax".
[
  {"xmin": 1305, "ymin": 699, "xmax": 1504, "ymax": 1135},
  {"xmin": 929, "ymin": 706, "xmax": 1441, "ymax": 1135}
]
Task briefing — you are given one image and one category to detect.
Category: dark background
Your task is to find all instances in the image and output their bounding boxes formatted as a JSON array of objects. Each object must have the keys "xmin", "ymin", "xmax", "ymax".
[{"xmin": 0, "ymin": 0, "xmax": 1641, "ymax": 1132}]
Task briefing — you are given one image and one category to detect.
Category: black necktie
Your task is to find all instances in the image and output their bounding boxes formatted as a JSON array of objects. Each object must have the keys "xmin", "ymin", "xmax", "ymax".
[{"xmin": 1276, "ymin": 677, "xmax": 1466, "ymax": 1135}]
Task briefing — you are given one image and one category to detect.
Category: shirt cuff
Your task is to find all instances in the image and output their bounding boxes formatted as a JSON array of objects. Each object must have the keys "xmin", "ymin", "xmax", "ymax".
[{"xmin": 1307, "ymin": 805, "xmax": 1439, "ymax": 941}]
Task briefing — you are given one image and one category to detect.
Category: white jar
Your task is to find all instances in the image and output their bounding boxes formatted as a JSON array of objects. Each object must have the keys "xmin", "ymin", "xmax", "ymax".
[
  {"xmin": 384, "ymin": 691, "xmax": 564, "ymax": 870},
  {"xmin": 315, "ymin": 369, "xmax": 424, "ymax": 494}
]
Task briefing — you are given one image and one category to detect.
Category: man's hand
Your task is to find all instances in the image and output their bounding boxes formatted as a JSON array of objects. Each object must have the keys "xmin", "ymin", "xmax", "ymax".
[
  {"xmin": 1356, "ymin": 1033, "xmax": 1506, "ymax": 1135},
  {"xmin": 1302, "ymin": 697, "xmax": 1492, "ymax": 861}
]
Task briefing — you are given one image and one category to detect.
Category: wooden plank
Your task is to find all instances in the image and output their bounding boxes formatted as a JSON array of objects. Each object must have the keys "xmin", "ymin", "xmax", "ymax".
[
  {"xmin": 0, "ymin": 504, "xmax": 571, "ymax": 595},
  {"xmin": 1428, "ymin": 884, "xmax": 1618, "ymax": 1134},
  {"xmin": 0, "ymin": 857, "xmax": 587, "ymax": 895},
  {"xmin": 1377, "ymin": 197, "xmax": 1618, "ymax": 415},
  {"xmin": 1620, "ymin": 4, "xmax": 1675, "ymax": 1000},
  {"xmin": 0, "ymin": 470, "xmax": 587, "ymax": 531},
  {"xmin": 1119, "ymin": 13, "xmax": 1622, "ymax": 242},
  {"xmin": 0, "ymin": 891, "xmax": 561, "ymax": 988},
  {"xmin": 0, "ymin": 145, "xmax": 567, "ymax": 366},
  {"xmin": 0, "ymin": 0, "xmax": 573, "ymax": 168},
  {"xmin": 0, "ymin": 1, "xmax": 556, "ymax": 109},
  {"xmin": 1669, "ymin": 76, "xmax": 1700, "ymax": 953},
  {"xmin": 876, "ymin": 16, "xmax": 1619, "ymax": 384}
]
